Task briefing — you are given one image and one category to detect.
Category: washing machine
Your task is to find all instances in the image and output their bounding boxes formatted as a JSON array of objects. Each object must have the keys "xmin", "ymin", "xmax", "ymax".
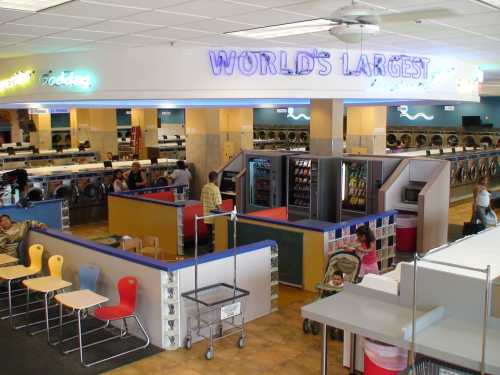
[
  {"xmin": 445, "ymin": 133, "xmax": 459, "ymax": 147},
  {"xmin": 47, "ymin": 174, "xmax": 78, "ymax": 206},
  {"xmin": 478, "ymin": 152, "xmax": 490, "ymax": 178},
  {"xmin": 298, "ymin": 131, "xmax": 309, "ymax": 144},
  {"xmin": 414, "ymin": 133, "xmax": 428, "ymax": 148},
  {"xmin": 489, "ymin": 152, "xmax": 499, "ymax": 178},
  {"xmin": 72, "ymin": 171, "xmax": 105, "ymax": 225},
  {"xmin": 429, "ymin": 132, "xmax": 444, "ymax": 148},
  {"xmin": 386, "ymin": 133, "xmax": 397, "ymax": 148},
  {"xmin": 26, "ymin": 176, "xmax": 46, "ymax": 202},
  {"xmin": 478, "ymin": 133, "xmax": 494, "ymax": 148},
  {"xmin": 396, "ymin": 131, "xmax": 412, "ymax": 148},
  {"xmin": 462, "ymin": 134, "xmax": 477, "ymax": 148},
  {"xmin": 455, "ymin": 156, "xmax": 468, "ymax": 185},
  {"xmin": 466, "ymin": 155, "xmax": 479, "ymax": 184},
  {"xmin": 445, "ymin": 157, "xmax": 459, "ymax": 187}
]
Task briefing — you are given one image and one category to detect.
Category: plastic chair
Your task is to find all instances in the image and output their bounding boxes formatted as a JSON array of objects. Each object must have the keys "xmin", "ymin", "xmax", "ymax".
[
  {"xmin": 79, "ymin": 265, "xmax": 100, "ymax": 292},
  {"xmin": 48, "ymin": 255, "xmax": 64, "ymax": 279},
  {"xmin": 121, "ymin": 238, "xmax": 142, "ymax": 253},
  {"xmin": 27, "ymin": 244, "xmax": 44, "ymax": 274},
  {"xmin": 77, "ymin": 276, "xmax": 150, "ymax": 367}
]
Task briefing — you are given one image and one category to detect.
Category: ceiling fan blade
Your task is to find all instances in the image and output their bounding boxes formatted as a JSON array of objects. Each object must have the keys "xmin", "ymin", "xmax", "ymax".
[{"xmin": 363, "ymin": 8, "xmax": 460, "ymax": 24}]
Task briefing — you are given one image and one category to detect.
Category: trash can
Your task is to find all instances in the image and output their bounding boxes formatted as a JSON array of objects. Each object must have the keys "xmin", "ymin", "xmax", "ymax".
[
  {"xmin": 396, "ymin": 214, "xmax": 417, "ymax": 253},
  {"xmin": 364, "ymin": 339, "xmax": 407, "ymax": 375}
]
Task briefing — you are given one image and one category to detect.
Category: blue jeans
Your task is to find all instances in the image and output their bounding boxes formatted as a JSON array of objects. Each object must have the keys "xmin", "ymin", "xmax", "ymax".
[{"xmin": 475, "ymin": 205, "xmax": 488, "ymax": 225}]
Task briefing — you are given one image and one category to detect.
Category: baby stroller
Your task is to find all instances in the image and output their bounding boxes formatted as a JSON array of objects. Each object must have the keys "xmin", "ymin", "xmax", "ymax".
[{"xmin": 303, "ymin": 251, "xmax": 361, "ymax": 337}]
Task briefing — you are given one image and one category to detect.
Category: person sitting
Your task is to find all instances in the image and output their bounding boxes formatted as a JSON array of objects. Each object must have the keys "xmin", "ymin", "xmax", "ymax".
[
  {"xmin": 123, "ymin": 162, "xmax": 147, "ymax": 191},
  {"xmin": 328, "ymin": 270, "xmax": 344, "ymax": 289},
  {"xmin": 152, "ymin": 170, "xmax": 168, "ymax": 188},
  {"xmin": 473, "ymin": 176, "xmax": 495, "ymax": 226},
  {"xmin": 0, "ymin": 215, "xmax": 46, "ymax": 259},
  {"xmin": 112, "ymin": 169, "xmax": 128, "ymax": 193}
]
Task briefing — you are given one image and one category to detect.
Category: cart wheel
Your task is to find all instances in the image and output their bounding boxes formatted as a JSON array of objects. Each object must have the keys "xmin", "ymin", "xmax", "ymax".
[
  {"xmin": 311, "ymin": 322, "xmax": 321, "ymax": 336},
  {"xmin": 205, "ymin": 347, "xmax": 214, "ymax": 360},
  {"xmin": 302, "ymin": 319, "xmax": 311, "ymax": 334},
  {"xmin": 237, "ymin": 336, "xmax": 246, "ymax": 348},
  {"xmin": 184, "ymin": 337, "xmax": 192, "ymax": 350}
]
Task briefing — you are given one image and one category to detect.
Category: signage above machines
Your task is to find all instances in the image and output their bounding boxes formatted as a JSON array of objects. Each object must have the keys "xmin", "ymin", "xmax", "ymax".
[
  {"xmin": 0, "ymin": 68, "xmax": 95, "ymax": 95},
  {"xmin": 209, "ymin": 49, "xmax": 430, "ymax": 79}
]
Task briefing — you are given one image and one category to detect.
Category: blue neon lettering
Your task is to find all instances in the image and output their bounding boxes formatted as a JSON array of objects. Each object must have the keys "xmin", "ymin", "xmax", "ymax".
[
  {"xmin": 238, "ymin": 51, "xmax": 259, "ymax": 76},
  {"xmin": 373, "ymin": 54, "xmax": 386, "ymax": 76},
  {"xmin": 355, "ymin": 54, "xmax": 372, "ymax": 77},
  {"xmin": 388, "ymin": 56, "xmax": 402, "ymax": 78},
  {"xmin": 401, "ymin": 56, "xmax": 413, "ymax": 78},
  {"xmin": 317, "ymin": 51, "xmax": 332, "ymax": 76},
  {"xmin": 209, "ymin": 50, "xmax": 236, "ymax": 75},
  {"xmin": 279, "ymin": 51, "xmax": 294, "ymax": 75},
  {"xmin": 259, "ymin": 51, "xmax": 277, "ymax": 75},
  {"xmin": 296, "ymin": 50, "xmax": 315, "ymax": 75}
]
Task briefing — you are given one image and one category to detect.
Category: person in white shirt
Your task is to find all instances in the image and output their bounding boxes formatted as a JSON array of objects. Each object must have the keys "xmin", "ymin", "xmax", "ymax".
[
  {"xmin": 112, "ymin": 169, "xmax": 128, "ymax": 193},
  {"xmin": 473, "ymin": 176, "xmax": 492, "ymax": 226},
  {"xmin": 169, "ymin": 160, "xmax": 191, "ymax": 198}
]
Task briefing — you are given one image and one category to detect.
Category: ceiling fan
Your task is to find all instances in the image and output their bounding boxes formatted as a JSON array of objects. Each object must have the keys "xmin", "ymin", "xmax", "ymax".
[{"xmin": 227, "ymin": 1, "xmax": 460, "ymax": 44}]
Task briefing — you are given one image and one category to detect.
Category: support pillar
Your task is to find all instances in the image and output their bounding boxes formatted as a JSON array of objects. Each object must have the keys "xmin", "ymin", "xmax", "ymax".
[
  {"xmin": 185, "ymin": 107, "xmax": 253, "ymax": 199},
  {"xmin": 31, "ymin": 113, "xmax": 52, "ymax": 150},
  {"xmin": 131, "ymin": 109, "xmax": 158, "ymax": 159},
  {"xmin": 310, "ymin": 99, "xmax": 344, "ymax": 156},
  {"xmin": 346, "ymin": 106, "xmax": 387, "ymax": 155},
  {"xmin": 6, "ymin": 110, "xmax": 22, "ymax": 143},
  {"xmin": 71, "ymin": 109, "xmax": 117, "ymax": 159}
]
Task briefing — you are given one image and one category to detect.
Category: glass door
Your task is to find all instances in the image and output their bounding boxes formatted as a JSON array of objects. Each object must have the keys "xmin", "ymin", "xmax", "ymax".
[
  {"xmin": 288, "ymin": 158, "xmax": 311, "ymax": 208},
  {"xmin": 341, "ymin": 160, "xmax": 368, "ymax": 214},
  {"xmin": 249, "ymin": 158, "xmax": 272, "ymax": 207}
]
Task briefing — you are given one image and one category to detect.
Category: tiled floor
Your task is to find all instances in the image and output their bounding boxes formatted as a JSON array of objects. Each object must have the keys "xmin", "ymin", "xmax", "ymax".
[{"xmin": 67, "ymin": 202, "xmax": 478, "ymax": 375}]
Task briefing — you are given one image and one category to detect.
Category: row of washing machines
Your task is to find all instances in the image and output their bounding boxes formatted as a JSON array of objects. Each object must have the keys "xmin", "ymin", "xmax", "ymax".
[
  {"xmin": 434, "ymin": 150, "xmax": 500, "ymax": 187},
  {"xmin": 387, "ymin": 128, "xmax": 500, "ymax": 149},
  {"xmin": 253, "ymin": 126, "xmax": 309, "ymax": 150},
  {"xmin": 25, "ymin": 161, "xmax": 178, "ymax": 225}
]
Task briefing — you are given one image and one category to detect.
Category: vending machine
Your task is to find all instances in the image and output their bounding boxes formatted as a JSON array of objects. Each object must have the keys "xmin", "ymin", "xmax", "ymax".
[
  {"xmin": 287, "ymin": 155, "xmax": 340, "ymax": 221},
  {"xmin": 341, "ymin": 157, "xmax": 401, "ymax": 221},
  {"xmin": 245, "ymin": 151, "xmax": 294, "ymax": 213}
]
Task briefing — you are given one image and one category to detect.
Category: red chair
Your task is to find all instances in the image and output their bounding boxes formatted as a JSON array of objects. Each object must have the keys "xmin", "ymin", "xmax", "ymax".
[{"xmin": 79, "ymin": 276, "xmax": 150, "ymax": 367}]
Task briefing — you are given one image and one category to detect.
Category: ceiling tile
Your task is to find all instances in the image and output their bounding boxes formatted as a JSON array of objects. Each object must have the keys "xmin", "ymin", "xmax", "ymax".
[
  {"xmin": 278, "ymin": 0, "xmax": 354, "ymax": 18},
  {"xmin": 118, "ymin": 10, "xmax": 207, "ymax": 26},
  {"xmin": 49, "ymin": 28, "xmax": 120, "ymax": 41},
  {"xmin": 163, "ymin": 0, "xmax": 262, "ymax": 18},
  {"xmin": 81, "ymin": 20, "xmax": 159, "ymax": 33},
  {"xmin": 0, "ymin": 33, "xmax": 36, "ymax": 45},
  {"xmin": 0, "ymin": 8, "xmax": 31, "ymax": 23},
  {"xmin": 14, "ymin": 13, "xmax": 102, "ymax": 28},
  {"xmin": 44, "ymin": 1, "xmax": 146, "ymax": 19},
  {"xmin": 180, "ymin": 18, "xmax": 259, "ymax": 33},
  {"xmin": 0, "ymin": 23, "xmax": 64, "ymax": 37},
  {"xmin": 100, "ymin": 34, "xmax": 169, "ymax": 45},
  {"xmin": 235, "ymin": 0, "xmax": 308, "ymax": 8},
  {"xmin": 83, "ymin": 0, "xmax": 190, "ymax": 9},
  {"xmin": 136, "ymin": 26, "xmax": 214, "ymax": 40},
  {"xmin": 224, "ymin": 8, "xmax": 311, "ymax": 26}
]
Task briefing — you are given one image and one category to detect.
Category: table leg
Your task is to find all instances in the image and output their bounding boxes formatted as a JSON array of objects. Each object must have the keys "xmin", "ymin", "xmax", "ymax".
[
  {"xmin": 44, "ymin": 292, "xmax": 50, "ymax": 343},
  {"xmin": 77, "ymin": 309, "xmax": 84, "ymax": 365},
  {"xmin": 25, "ymin": 287, "xmax": 30, "ymax": 334},
  {"xmin": 321, "ymin": 323, "xmax": 328, "ymax": 375},
  {"xmin": 349, "ymin": 333, "xmax": 356, "ymax": 375},
  {"xmin": 8, "ymin": 280, "xmax": 12, "ymax": 328},
  {"xmin": 58, "ymin": 303, "xmax": 63, "ymax": 354}
]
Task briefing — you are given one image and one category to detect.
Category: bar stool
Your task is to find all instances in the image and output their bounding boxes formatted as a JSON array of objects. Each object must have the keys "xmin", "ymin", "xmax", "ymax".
[
  {"xmin": 0, "ymin": 244, "xmax": 44, "ymax": 327},
  {"xmin": 22, "ymin": 255, "xmax": 72, "ymax": 342}
]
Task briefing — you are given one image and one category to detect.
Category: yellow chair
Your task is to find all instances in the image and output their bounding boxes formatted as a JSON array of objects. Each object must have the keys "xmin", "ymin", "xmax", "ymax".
[
  {"xmin": 121, "ymin": 238, "xmax": 142, "ymax": 253},
  {"xmin": 48, "ymin": 255, "xmax": 64, "ymax": 279},
  {"xmin": 0, "ymin": 244, "xmax": 44, "ymax": 327},
  {"xmin": 140, "ymin": 236, "xmax": 161, "ymax": 259}
]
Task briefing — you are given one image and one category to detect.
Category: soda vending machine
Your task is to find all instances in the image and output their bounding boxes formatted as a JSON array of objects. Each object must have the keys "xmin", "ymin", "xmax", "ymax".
[
  {"xmin": 245, "ymin": 151, "xmax": 293, "ymax": 213},
  {"xmin": 287, "ymin": 155, "xmax": 340, "ymax": 221},
  {"xmin": 341, "ymin": 157, "xmax": 401, "ymax": 221}
]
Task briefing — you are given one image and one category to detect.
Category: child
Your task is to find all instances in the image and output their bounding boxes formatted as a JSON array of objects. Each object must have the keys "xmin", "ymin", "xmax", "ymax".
[
  {"xmin": 348, "ymin": 225, "xmax": 379, "ymax": 277},
  {"xmin": 328, "ymin": 270, "xmax": 344, "ymax": 289}
]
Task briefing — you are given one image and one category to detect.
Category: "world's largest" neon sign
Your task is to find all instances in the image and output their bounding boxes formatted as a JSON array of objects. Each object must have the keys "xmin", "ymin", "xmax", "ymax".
[{"xmin": 209, "ymin": 49, "xmax": 430, "ymax": 80}]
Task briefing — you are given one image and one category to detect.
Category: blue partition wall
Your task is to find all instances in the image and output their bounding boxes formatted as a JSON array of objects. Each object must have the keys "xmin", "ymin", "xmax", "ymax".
[{"xmin": 0, "ymin": 200, "xmax": 63, "ymax": 230}]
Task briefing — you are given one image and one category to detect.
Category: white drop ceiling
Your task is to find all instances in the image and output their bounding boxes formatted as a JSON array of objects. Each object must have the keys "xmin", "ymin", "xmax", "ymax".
[{"xmin": 0, "ymin": 0, "xmax": 498, "ymax": 75}]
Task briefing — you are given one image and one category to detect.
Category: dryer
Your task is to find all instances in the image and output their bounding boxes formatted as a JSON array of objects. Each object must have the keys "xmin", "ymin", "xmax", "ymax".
[
  {"xmin": 446, "ymin": 133, "xmax": 459, "ymax": 147},
  {"xmin": 430, "ymin": 133, "xmax": 444, "ymax": 148},
  {"xmin": 48, "ymin": 174, "xmax": 78, "ymax": 207},
  {"xmin": 478, "ymin": 133, "xmax": 494, "ymax": 148},
  {"xmin": 26, "ymin": 176, "xmax": 46, "ymax": 202},
  {"xmin": 414, "ymin": 133, "xmax": 428, "ymax": 148},
  {"xmin": 462, "ymin": 134, "xmax": 477, "ymax": 148},
  {"xmin": 73, "ymin": 171, "xmax": 105, "ymax": 225},
  {"xmin": 399, "ymin": 132, "xmax": 413, "ymax": 148},
  {"xmin": 386, "ymin": 133, "xmax": 397, "ymax": 148}
]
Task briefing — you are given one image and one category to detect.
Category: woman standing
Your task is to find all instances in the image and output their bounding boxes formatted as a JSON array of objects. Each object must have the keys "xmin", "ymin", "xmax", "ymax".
[
  {"xmin": 348, "ymin": 225, "xmax": 379, "ymax": 277},
  {"xmin": 473, "ymin": 176, "xmax": 492, "ymax": 226},
  {"xmin": 124, "ymin": 162, "xmax": 147, "ymax": 191}
]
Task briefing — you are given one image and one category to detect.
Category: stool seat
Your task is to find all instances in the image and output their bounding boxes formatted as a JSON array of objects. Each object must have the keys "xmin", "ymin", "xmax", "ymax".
[
  {"xmin": 0, "ymin": 265, "xmax": 38, "ymax": 281},
  {"xmin": 23, "ymin": 276, "xmax": 72, "ymax": 293},
  {"xmin": 0, "ymin": 254, "xmax": 17, "ymax": 266},
  {"xmin": 95, "ymin": 304, "xmax": 134, "ymax": 320},
  {"xmin": 56, "ymin": 290, "xmax": 109, "ymax": 310}
]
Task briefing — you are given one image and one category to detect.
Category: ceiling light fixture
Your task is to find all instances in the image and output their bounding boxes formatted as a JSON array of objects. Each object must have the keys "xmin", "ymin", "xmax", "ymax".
[
  {"xmin": 473, "ymin": 0, "xmax": 500, "ymax": 10},
  {"xmin": 226, "ymin": 19, "xmax": 336, "ymax": 39},
  {"xmin": 0, "ymin": 0, "xmax": 74, "ymax": 12}
]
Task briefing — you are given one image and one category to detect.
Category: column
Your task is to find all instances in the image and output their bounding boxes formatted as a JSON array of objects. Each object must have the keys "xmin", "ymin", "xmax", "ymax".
[
  {"xmin": 310, "ymin": 99, "xmax": 344, "ymax": 156},
  {"xmin": 71, "ymin": 109, "xmax": 117, "ymax": 159},
  {"xmin": 219, "ymin": 108, "xmax": 253, "ymax": 162},
  {"xmin": 346, "ymin": 106, "xmax": 387, "ymax": 155},
  {"xmin": 7, "ymin": 110, "xmax": 22, "ymax": 143},
  {"xmin": 31, "ymin": 113, "xmax": 52, "ymax": 150},
  {"xmin": 131, "ymin": 108, "xmax": 158, "ymax": 159}
]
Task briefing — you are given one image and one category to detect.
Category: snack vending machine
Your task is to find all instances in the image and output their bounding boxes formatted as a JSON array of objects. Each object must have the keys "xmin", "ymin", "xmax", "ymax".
[
  {"xmin": 341, "ymin": 157, "xmax": 400, "ymax": 221},
  {"xmin": 287, "ymin": 155, "xmax": 340, "ymax": 221},
  {"xmin": 245, "ymin": 151, "xmax": 291, "ymax": 213}
]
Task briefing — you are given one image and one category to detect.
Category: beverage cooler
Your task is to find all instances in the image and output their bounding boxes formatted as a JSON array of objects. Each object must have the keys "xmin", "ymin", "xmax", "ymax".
[
  {"xmin": 287, "ymin": 155, "xmax": 340, "ymax": 221},
  {"xmin": 341, "ymin": 157, "xmax": 400, "ymax": 221},
  {"xmin": 245, "ymin": 151, "xmax": 292, "ymax": 213}
]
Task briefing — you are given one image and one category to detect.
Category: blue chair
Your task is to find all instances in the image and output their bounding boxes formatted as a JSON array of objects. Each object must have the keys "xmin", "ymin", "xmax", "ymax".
[{"xmin": 79, "ymin": 265, "xmax": 100, "ymax": 292}]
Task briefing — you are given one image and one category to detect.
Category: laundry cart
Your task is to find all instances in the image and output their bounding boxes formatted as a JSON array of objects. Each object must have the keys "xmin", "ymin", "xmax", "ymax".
[{"xmin": 182, "ymin": 209, "xmax": 250, "ymax": 360}]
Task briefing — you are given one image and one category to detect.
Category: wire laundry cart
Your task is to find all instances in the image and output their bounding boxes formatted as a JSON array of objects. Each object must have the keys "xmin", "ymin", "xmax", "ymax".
[{"xmin": 182, "ymin": 208, "xmax": 250, "ymax": 360}]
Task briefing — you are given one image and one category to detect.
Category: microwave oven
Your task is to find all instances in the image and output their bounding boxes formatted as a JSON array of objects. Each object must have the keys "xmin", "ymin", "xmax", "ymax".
[{"xmin": 403, "ymin": 183, "xmax": 424, "ymax": 203}]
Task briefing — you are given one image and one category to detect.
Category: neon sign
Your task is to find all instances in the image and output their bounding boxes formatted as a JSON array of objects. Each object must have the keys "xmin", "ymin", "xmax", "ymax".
[
  {"xmin": 0, "ymin": 70, "xmax": 34, "ymax": 93},
  {"xmin": 287, "ymin": 108, "xmax": 310, "ymax": 121},
  {"xmin": 209, "ymin": 49, "xmax": 431, "ymax": 79},
  {"xmin": 40, "ymin": 70, "xmax": 93, "ymax": 90},
  {"xmin": 397, "ymin": 105, "xmax": 434, "ymax": 121}
]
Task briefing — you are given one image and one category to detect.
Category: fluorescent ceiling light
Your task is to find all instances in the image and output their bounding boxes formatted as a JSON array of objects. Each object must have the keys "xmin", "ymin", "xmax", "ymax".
[
  {"xmin": 226, "ymin": 19, "xmax": 336, "ymax": 40},
  {"xmin": 0, "ymin": 0, "xmax": 73, "ymax": 12},
  {"xmin": 474, "ymin": 0, "xmax": 500, "ymax": 10}
]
